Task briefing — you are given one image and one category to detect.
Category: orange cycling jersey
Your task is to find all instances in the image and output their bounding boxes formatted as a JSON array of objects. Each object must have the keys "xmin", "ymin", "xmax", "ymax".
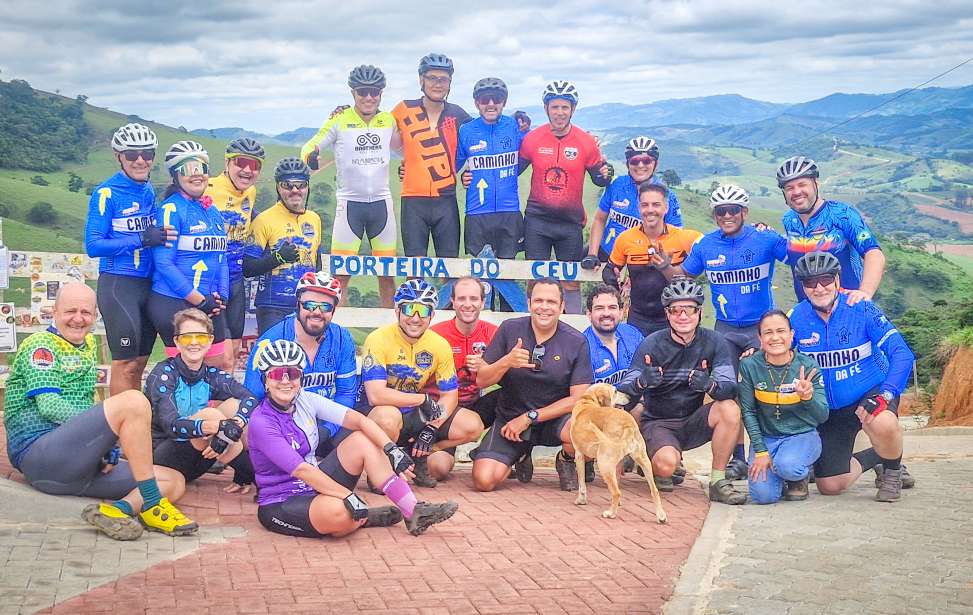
[{"xmin": 392, "ymin": 99, "xmax": 471, "ymax": 197}]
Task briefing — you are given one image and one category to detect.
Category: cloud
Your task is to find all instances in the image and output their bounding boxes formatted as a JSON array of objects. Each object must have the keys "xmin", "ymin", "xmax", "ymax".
[{"xmin": 1, "ymin": 0, "xmax": 972, "ymax": 133}]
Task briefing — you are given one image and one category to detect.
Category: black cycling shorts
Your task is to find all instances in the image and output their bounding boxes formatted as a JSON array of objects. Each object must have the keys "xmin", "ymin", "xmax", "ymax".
[
  {"xmin": 96, "ymin": 273, "xmax": 157, "ymax": 360},
  {"xmin": 153, "ymin": 438, "xmax": 216, "ymax": 482},
  {"xmin": 255, "ymin": 306, "xmax": 292, "ymax": 336},
  {"xmin": 465, "ymin": 212, "xmax": 524, "ymax": 259},
  {"xmin": 147, "ymin": 292, "xmax": 226, "ymax": 350},
  {"xmin": 640, "ymin": 403, "xmax": 715, "ymax": 458},
  {"xmin": 814, "ymin": 388, "xmax": 900, "ymax": 478},
  {"xmin": 224, "ymin": 278, "xmax": 247, "ymax": 340},
  {"xmin": 473, "ymin": 414, "xmax": 570, "ymax": 467},
  {"xmin": 401, "ymin": 195, "xmax": 460, "ymax": 257},
  {"xmin": 714, "ymin": 321, "xmax": 760, "ymax": 372},
  {"xmin": 258, "ymin": 495, "xmax": 326, "ymax": 538},
  {"xmin": 524, "ymin": 214, "xmax": 584, "ymax": 262},
  {"xmin": 356, "ymin": 406, "xmax": 461, "ymax": 456}
]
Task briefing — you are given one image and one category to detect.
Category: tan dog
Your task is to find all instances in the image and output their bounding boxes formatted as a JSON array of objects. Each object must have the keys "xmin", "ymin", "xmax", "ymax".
[{"xmin": 569, "ymin": 383, "xmax": 667, "ymax": 522}]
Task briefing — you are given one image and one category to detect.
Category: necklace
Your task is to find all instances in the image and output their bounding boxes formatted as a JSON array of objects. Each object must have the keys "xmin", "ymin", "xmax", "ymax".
[{"xmin": 764, "ymin": 351, "xmax": 794, "ymax": 420}]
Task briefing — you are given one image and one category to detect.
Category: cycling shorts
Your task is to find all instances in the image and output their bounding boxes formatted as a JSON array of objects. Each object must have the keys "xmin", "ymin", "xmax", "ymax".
[
  {"xmin": 224, "ymin": 278, "xmax": 247, "ymax": 340},
  {"xmin": 465, "ymin": 212, "xmax": 523, "ymax": 259},
  {"xmin": 401, "ymin": 195, "xmax": 460, "ymax": 257},
  {"xmin": 714, "ymin": 320, "xmax": 760, "ymax": 372},
  {"xmin": 524, "ymin": 214, "xmax": 583, "ymax": 262},
  {"xmin": 256, "ymin": 306, "xmax": 293, "ymax": 336},
  {"xmin": 153, "ymin": 438, "xmax": 216, "ymax": 482},
  {"xmin": 147, "ymin": 291, "xmax": 226, "ymax": 358},
  {"xmin": 356, "ymin": 406, "xmax": 461, "ymax": 456},
  {"xmin": 332, "ymin": 198, "xmax": 397, "ymax": 257},
  {"xmin": 18, "ymin": 403, "xmax": 136, "ymax": 499},
  {"xmin": 257, "ymin": 494, "xmax": 326, "ymax": 538},
  {"xmin": 472, "ymin": 414, "xmax": 570, "ymax": 467},
  {"xmin": 465, "ymin": 388, "xmax": 501, "ymax": 427},
  {"xmin": 814, "ymin": 388, "xmax": 899, "ymax": 478},
  {"xmin": 627, "ymin": 313, "xmax": 668, "ymax": 338},
  {"xmin": 96, "ymin": 273, "xmax": 157, "ymax": 360},
  {"xmin": 640, "ymin": 403, "xmax": 715, "ymax": 458}
]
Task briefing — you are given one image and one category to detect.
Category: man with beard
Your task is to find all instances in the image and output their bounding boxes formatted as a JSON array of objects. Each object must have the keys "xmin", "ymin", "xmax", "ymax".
[{"xmin": 583, "ymin": 285, "xmax": 643, "ymax": 388}]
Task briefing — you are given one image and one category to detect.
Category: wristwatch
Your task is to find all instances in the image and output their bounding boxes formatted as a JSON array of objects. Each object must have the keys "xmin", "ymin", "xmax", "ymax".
[
  {"xmin": 880, "ymin": 391, "xmax": 894, "ymax": 403},
  {"xmin": 526, "ymin": 409, "xmax": 540, "ymax": 424}
]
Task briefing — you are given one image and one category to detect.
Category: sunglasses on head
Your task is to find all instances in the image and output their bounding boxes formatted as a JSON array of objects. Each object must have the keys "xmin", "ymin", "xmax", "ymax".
[
  {"xmin": 628, "ymin": 155, "xmax": 656, "ymax": 166},
  {"xmin": 300, "ymin": 300, "xmax": 335, "ymax": 313},
  {"xmin": 400, "ymin": 303, "xmax": 433, "ymax": 318},
  {"xmin": 800, "ymin": 274, "xmax": 836, "ymax": 289},
  {"xmin": 354, "ymin": 87, "xmax": 382, "ymax": 98},
  {"xmin": 666, "ymin": 305, "xmax": 702, "ymax": 316},
  {"xmin": 476, "ymin": 94, "xmax": 506, "ymax": 106},
  {"xmin": 266, "ymin": 366, "xmax": 304, "ymax": 382},
  {"xmin": 278, "ymin": 180, "xmax": 309, "ymax": 191},
  {"xmin": 175, "ymin": 332, "xmax": 213, "ymax": 346},
  {"xmin": 231, "ymin": 156, "xmax": 262, "ymax": 172},
  {"xmin": 530, "ymin": 344, "xmax": 546, "ymax": 372},
  {"xmin": 122, "ymin": 149, "xmax": 155, "ymax": 162},
  {"xmin": 175, "ymin": 159, "xmax": 209, "ymax": 177},
  {"xmin": 714, "ymin": 205, "xmax": 744, "ymax": 217}
]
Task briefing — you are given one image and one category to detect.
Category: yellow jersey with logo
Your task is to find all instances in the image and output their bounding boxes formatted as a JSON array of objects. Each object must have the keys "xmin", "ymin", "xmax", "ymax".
[
  {"xmin": 205, "ymin": 173, "xmax": 256, "ymax": 283},
  {"xmin": 244, "ymin": 202, "xmax": 321, "ymax": 309},
  {"xmin": 360, "ymin": 324, "xmax": 458, "ymax": 395}
]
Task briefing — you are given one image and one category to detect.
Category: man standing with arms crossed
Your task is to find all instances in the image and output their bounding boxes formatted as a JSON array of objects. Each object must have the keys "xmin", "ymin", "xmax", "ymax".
[
  {"xmin": 520, "ymin": 81, "xmax": 613, "ymax": 314},
  {"xmin": 301, "ymin": 65, "xmax": 399, "ymax": 307}
]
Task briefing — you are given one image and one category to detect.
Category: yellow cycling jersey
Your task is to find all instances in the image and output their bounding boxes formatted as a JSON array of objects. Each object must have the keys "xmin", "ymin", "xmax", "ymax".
[
  {"xmin": 360, "ymin": 324, "xmax": 458, "ymax": 394},
  {"xmin": 205, "ymin": 174, "xmax": 256, "ymax": 281},
  {"xmin": 244, "ymin": 202, "xmax": 321, "ymax": 308}
]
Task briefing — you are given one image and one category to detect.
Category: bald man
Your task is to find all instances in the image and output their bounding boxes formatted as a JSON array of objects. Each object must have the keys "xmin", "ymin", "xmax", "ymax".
[{"xmin": 3, "ymin": 282, "xmax": 198, "ymax": 539}]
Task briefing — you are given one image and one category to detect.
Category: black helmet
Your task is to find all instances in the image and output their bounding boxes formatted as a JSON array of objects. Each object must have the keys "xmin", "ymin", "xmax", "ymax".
[
  {"xmin": 661, "ymin": 277, "xmax": 705, "ymax": 307},
  {"xmin": 625, "ymin": 136, "xmax": 660, "ymax": 161},
  {"xmin": 418, "ymin": 53, "xmax": 454, "ymax": 76},
  {"xmin": 226, "ymin": 137, "xmax": 265, "ymax": 161},
  {"xmin": 776, "ymin": 156, "xmax": 819, "ymax": 188},
  {"xmin": 274, "ymin": 157, "xmax": 310, "ymax": 183},
  {"xmin": 793, "ymin": 252, "xmax": 840, "ymax": 280},
  {"xmin": 473, "ymin": 77, "xmax": 507, "ymax": 100},
  {"xmin": 348, "ymin": 64, "xmax": 386, "ymax": 89}
]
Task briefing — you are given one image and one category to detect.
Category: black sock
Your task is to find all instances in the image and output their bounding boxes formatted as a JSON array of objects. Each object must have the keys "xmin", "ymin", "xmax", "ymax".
[
  {"xmin": 733, "ymin": 444, "xmax": 746, "ymax": 462},
  {"xmin": 228, "ymin": 451, "xmax": 255, "ymax": 485},
  {"xmin": 880, "ymin": 456, "xmax": 901, "ymax": 471},
  {"xmin": 853, "ymin": 448, "xmax": 882, "ymax": 472}
]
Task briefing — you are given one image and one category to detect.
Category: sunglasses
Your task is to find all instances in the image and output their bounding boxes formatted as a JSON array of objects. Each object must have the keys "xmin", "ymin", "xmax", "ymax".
[
  {"xmin": 266, "ymin": 366, "xmax": 304, "ymax": 382},
  {"xmin": 300, "ymin": 300, "xmax": 335, "ymax": 313},
  {"xmin": 122, "ymin": 149, "xmax": 155, "ymax": 162},
  {"xmin": 400, "ymin": 303, "xmax": 433, "ymax": 318},
  {"xmin": 278, "ymin": 180, "xmax": 309, "ymax": 191},
  {"xmin": 175, "ymin": 332, "xmax": 214, "ymax": 346},
  {"xmin": 354, "ymin": 87, "xmax": 383, "ymax": 98},
  {"xmin": 423, "ymin": 75, "xmax": 451, "ymax": 85},
  {"xmin": 530, "ymin": 344, "xmax": 546, "ymax": 372},
  {"xmin": 666, "ymin": 305, "xmax": 702, "ymax": 316},
  {"xmin": 231, "ymin": 156, "xmax": 262, "ymax": 172},
  {"xmin": 476, "ymin": 94, "xmax": 507, "ymax": 106},
  {"xmin": 175, "ymin": 160, "xmax": 209, "ymax": 177},
  {"xmin": 628, "ymin": 155, "xmax": 656, "ymax": 167},
  {"xmin": 800, "ymin": 274, "xmax": 836, "ymax": 289},
  {"xmin": 714, "ymin": 205, "xmax": 744, "ymax": 217}
]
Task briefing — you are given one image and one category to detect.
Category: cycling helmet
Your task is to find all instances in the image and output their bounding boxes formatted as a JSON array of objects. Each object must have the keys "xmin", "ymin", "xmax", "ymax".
[
  {"xmin": 473, "ymin": 77, "xmax": 507, "ymax": 100},
  {"xmin": 253, "ymin": 339, "xmax": 308, "ymax": 373},
  {"xmin": 710, "ymin": 184, "xmax": 750, "ymax": 208},
  {"xmin": 164, "ymin": 140, "xmax": 208, "ymax": 173},
  {"xmin": 393, "ymin": 279, "xmax": 439, "ymax": 308},
  {"xmin": 542, "ymin": 80, "xmax": 579, "ymax": 106},
  {"xmin": 625, "ymin": 136, "xmax": 660, "ymax": 161},
  {"xmin": 295, "ymin": 271, "xmax": 342, "ymax": 302},
  {"xmin": 661, "ymin": 277, "xmax": 705, "ymax": 307},
  {"xmin": 418, "ymin": 53, "xmax": 454, "ymax": 76},
  {"xmin": 112, "ymin": 123, "xmax": 158, "ymax": 152},
  {"xmin": 793, "ymin": 251, "xmax": 840, "ymax": 280},
  {"xmin": 225, "ymin": 137, "xmax": 265, "ymax": 161},
  {"xmin": 776, "ymin": 156, "xmax": 819, "ymax": 188},
  {"xmin": 274, "ymin": 157, "xmax": 311, "ymax": 182},
  {"xmin": 349, "ymin": 64, "xmax": 386, "ymax": 89}
]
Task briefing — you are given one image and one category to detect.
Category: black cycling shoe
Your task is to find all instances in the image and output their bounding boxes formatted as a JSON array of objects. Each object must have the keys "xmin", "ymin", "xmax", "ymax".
[
  {"xmin": 514, "ymin": 449, "xmax": 534, "ymax": 483},
  {"xmin": 724, "ymin": 458, "xmax": 748, "ymax": 481},
  {"xmin": 406, "ymin": 501, "xmax": 459, "ymax": 536},
  {"xmin": 412, "ymin": 457, "xmax": 438, "ymax": 488},
  {"xmin": 672, "ymin": 462, "xmax": 687, "ymax": 486},
  {"xmin": 655, "ymin": 476, "xmax": 674, "ymax": 492},
  {"xmin": 874, "ymin": 464, "xmax": 915, "ymax": 489},
  {"xmin": 584, "ymin": 460, "xmax": 595, "ymax": 483},
  {"xmin": 555, "ymin": 451, "xmax": 579, "ymax": 492},
  {"xmin": 364, "ymin": 505, "xmax": 403, "ymax": 528},
  {"xmin": 622, "ymin": 455, "xmax": 636, "ymax": 474},
  {"xmin": 206, "ymin": 461, "xmax": 226, "ymax": 475}
]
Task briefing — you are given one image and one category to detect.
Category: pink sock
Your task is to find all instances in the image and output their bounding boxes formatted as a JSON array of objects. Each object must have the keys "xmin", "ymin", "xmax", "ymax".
[{"xmin": 381, "ymin": 475, "xmax": 417, "ymax": 520}]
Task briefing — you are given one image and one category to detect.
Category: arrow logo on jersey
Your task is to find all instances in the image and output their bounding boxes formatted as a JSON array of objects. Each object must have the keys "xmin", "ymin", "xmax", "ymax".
[
  {"xmin": 608, "ymin": 228, "xmax": 617, "ymax": 241},
  {"xmin": 477, "ymin": 177, "xmax": 488, "ymax": 206},
  {"xmin": 191, "ymin": 260, "xmax": 208, "ymax": 289},
  {"xmin": 717, "ymin": 293, "xmax": 728, "ymax": 319}
]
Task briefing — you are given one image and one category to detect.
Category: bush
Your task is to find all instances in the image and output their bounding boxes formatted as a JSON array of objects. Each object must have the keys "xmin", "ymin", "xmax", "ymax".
[
  {"xmin": 0, "ymin": 203, "xmax": 13, "ymax": 217},
  {"xmin": 67, "ymin": 172, "xmax": 83, "ymax": 192},
  {"xmin": 27, "ymin": 202, "xmax": 57, "ymax": 224},
  {"xmin": 30, "ymin": 175, "xmax": 49, "ymax": 186},
  {"xmin": 0, "ymin": 79, "xmax": 91, "ymax": 172}
]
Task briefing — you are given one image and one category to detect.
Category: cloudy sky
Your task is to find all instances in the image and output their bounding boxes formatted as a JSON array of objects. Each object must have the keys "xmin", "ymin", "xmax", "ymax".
[{"xmin": 2, "ymin": 0, "xmax": 973, "ymax": 134}]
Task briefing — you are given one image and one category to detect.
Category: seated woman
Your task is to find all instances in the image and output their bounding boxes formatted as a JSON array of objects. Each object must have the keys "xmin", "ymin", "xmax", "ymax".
[
  {"xmin": 146, "ymin": 308, "xmax": 259, "ymax": 490},
  {"xmin": 248, "ymin": 339, "xmax": 459, "ymax": 537},
  {"xmin": 738, "ymin": 309, "xmax": 829, "ymax": 504}
]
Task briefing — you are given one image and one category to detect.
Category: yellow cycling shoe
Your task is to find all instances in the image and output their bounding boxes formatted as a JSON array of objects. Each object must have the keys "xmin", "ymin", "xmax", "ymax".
[
  {"xmin": 82, "ymin": 502, "xmax": 144, "ymax": 541},
  {"xmin": 138, "ymin": 498, "xmax": 199, "ymax": 536}
]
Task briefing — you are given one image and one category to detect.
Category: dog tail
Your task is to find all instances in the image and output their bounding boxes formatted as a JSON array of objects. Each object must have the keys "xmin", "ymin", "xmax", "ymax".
[{"xmin": 590, "ymin": 423, "xmax": 638, "ymax": 448}]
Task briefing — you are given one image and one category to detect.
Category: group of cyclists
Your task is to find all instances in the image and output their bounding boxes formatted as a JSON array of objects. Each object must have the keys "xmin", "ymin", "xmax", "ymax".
[{"xmin": 1, "ymin": 52, "xmax": 917, "ymax": 544}]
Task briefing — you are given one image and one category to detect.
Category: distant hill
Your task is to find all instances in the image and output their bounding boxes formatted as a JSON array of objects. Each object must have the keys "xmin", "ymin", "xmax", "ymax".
[{"xmin": 786, "ymin": 84, "xmax": 973, "ymax": 119}]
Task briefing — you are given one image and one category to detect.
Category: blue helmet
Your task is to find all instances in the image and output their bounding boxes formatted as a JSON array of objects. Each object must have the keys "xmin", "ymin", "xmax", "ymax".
[
  {"xmin": 394, "ymin": 279, "xmax": 439, "ymax": 307},
  {"xmin": 418, "ymin": 53, "xmax": 454, "ymax": 76}
]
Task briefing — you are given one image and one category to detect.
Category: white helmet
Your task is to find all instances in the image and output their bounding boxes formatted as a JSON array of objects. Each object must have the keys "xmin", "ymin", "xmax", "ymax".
[
  {"xmin": 164, "ymin": 140, "xmax": 209, "ymax": 173},
  {"xmin": 253, "ymin": 339, "xmax": 307, "ymax": 373},
  {"xmin": 543, "ymin": 80, "xmax": 579, "ymax": 106},
  {"xmin": 710, "ymin": 184, "xmax": 750, "ymax": 208},
  {"xmin": 393, "ymin": 279, "xmax": 439, "ymax": 308},
  {"xmin": 112, "ymin": 123, "xmax": 157, "ymax": 152},
  {"xmin": 776, "ymin": 156, "xmax": 819, "ymax": 188}
]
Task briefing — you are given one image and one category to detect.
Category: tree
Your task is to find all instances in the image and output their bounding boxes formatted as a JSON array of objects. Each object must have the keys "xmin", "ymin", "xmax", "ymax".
[
  {"xmin": 759, "ymin": 186, "xmax": 770, "ymax": 196},
  {"xmin": 660, "ymin": 169, "xmax": 681, "ymax": 187},
  {"xmin": 67, "ymin": 172, "xmax": 83, "ymax": 192},
  {"xmin": 709, "ymin": 180, "xmax": 720, "ymax": 194},
  {"xmin": 30, "ymin": 175, "xmax": 49, "ymax": 186},
  {"xmin": 27, "ymin": 202, "xmax": 57, "ymax": 224}
]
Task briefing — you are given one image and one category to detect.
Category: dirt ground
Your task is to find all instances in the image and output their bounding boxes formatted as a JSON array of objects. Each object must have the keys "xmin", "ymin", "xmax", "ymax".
[{"xmin": 931, "ymin": 346, "xmax": 973, "ymax": 426}]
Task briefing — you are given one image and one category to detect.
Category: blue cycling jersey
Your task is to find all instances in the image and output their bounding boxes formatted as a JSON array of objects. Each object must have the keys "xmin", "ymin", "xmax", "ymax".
[
  {"xmin": 455, "ymin": 115, "xmax": 524, "ymax": 216},
  {"xmin": 782, "ymin": 200, "xmax": 881, "ymax": 301},
  {"xmin": 584, "ymin": 323, "xmax": 643, "ymax": 385},
  {"xmin": 597, "ymin": 175, "xmax": 682, "ymax": 255},
  {"xmin": 682, "ymin": 225, "xmax": 788, "ymax": 326},
  {"xmin": 84, "ymin": 172, "xmax": 156, "ymax": 278},
  {"xmin": 151, "ymin": 192, "xmax": 229, "ymax": 300},
  {"xmin": 244, "ymin": 315, "xmax": 359, "ymax": 436},
  {"xmin": 791, "ymin": 294, "xmax": 914, "ymax": 409}
]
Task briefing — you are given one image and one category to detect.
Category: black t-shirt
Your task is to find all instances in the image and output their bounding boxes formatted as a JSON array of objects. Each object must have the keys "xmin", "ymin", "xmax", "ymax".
[{"xmin": 483, "ymin": 316, "xmax": 593, "ymax": 423}]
